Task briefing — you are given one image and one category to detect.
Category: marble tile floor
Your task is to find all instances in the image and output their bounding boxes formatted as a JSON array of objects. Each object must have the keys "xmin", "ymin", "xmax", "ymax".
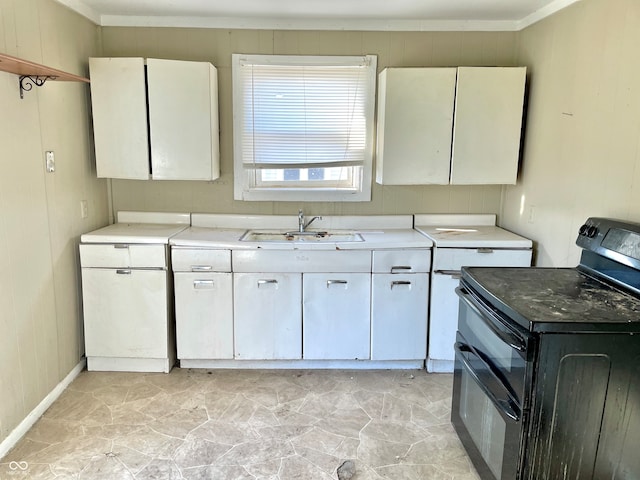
[{"xmin": 0, "ymin": 368, "xmax": 480, "ymax": 480}]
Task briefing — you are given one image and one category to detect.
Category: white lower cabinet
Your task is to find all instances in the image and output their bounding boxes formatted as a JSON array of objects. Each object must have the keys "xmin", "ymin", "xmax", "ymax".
[
  {"xmin": 82, "ymin": 268, "xmax": 169, "ymax": 359},
  {"xmin": 428, "ymin": 247, "xmax": 532, "ymax": 372},
  {"xmin": 172, "ymin": 248, "xmax": 233, "ymax": 361},
  {"xmin": 233, "ymin": 273, "xmax": 302, "ymax": 360},
  {"xmin": 303, "ymin": 273, "xmax": 371, "ymax": 360},
  {"xmin": 428, "ymin": 272, "xmax": 460, "ymax": 363},
  {"xmin": 371, "ymin": 273, "xmax": 429, "ymax": 360},
  {"xmin": 174, "ymin": 272, "xmax": 233, "ymax": 359},
  {"xmin": 81, "ymin": 241, "xmax": 174, "ymax": 373},
  {"xmin": 172, "ymin": 245, "xmax": 431, "ymax": 365}
]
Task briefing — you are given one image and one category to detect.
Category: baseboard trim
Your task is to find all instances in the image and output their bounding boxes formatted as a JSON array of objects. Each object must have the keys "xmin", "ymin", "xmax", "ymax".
[
  {"xmin": 426, "ymin": 358, "xmax": 454, "ymax": 373},
  {"xmin": 180, "ymin": 359, "xmax": 425, "ymax": 370},
  {"xmin": 0, "ymin": 358, "xmax": 86, "ymax": 460}
]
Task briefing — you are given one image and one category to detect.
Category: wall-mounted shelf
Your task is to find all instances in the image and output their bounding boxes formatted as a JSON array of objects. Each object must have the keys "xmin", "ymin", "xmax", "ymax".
[{"xmin": 0, "ymin": 52, "xmax": 90, "ymax": 99}]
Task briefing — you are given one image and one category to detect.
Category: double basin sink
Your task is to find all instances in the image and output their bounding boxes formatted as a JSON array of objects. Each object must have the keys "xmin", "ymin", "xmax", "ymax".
[{"xmin": 240, "ymin": 229, "xmax": 364, "ymax": 243}]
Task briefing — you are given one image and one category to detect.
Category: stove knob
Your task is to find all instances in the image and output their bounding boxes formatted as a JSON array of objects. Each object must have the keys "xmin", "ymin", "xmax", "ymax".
[
  {"xmin": 579, "ymin": 224, "xmax": 589, "ymax": 236},
  {"xmin": 587, "ymin": 226, "xmax": 598, "ymax": 238}
]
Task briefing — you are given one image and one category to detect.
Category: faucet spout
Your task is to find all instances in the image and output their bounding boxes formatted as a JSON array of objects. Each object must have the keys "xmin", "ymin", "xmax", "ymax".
[
  {"xmin": 304, "ymin": 215, "xmax": 322, "ymax": 231},
  {"xmin": 297, "ymin": 209, "xmax": 322, "ymax": 232}
]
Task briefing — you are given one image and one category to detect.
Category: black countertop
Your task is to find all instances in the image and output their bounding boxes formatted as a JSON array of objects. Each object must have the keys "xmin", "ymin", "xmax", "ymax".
[{"xmin": 461, "ymin": 267, "xmax": 640, "ymax": 333}]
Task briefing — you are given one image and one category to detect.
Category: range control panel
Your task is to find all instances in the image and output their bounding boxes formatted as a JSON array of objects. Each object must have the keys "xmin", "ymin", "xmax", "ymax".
[{"xmin": 577, "ymin": 217, "xmax": 640, "ymax": 265}]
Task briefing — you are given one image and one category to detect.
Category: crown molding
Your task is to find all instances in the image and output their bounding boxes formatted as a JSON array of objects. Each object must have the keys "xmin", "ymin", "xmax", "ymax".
[
  {"xmin": 100, "ymin": 15, "xmax": 521, "ymax": 31},
  {"xmin": 54, "ymin": 0, "xmax": 583, "ymax": 32},
  {"xmin": 54, "ymin": 0, "xmax": 101, "ymax": 24},
  {"xmin": 517, "ymin": 0, "xmax": 583, "ymax": 30}
]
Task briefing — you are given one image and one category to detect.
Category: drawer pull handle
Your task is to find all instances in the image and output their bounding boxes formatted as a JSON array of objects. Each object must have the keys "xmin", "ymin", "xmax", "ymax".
[
  {"xmin": 477, "ymin": 248, "xmax": 494, "ymax": 254},
  {"xmin": 193, "ymin": 280, "xmax": 214, "ymax": 289},
  {"xmin": 327, "ymin": 280, "xmax": 348, "ymax": 288},
  {"xmin": 116, "ymin": 269, "xmax": 131, "ymax": 275},
  {"xmin": 191, "ymin": 265, "xmax": 213, "ymax": 272},
  {"xmin": 390, "ymin": 266, "xmax": 412, "ymax": 273},
  {"xmin": 436, "ymin": 269, "xmax": 462, "ymax": 279},
  {"xmin": 114, "ymin": 244, "xmax": 129, "ymax": 249},
  {"xmin": 257, "ymin": 279, "xmax": 278, "ymax": 288},
  {"xmin": 391, "ymin": 281, "xmax": 411, "ymax": 289}
]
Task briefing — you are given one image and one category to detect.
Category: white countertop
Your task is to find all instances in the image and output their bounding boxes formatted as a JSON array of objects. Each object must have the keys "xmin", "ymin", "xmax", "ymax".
[
  {"xmin": 81, "ymin": 212, "xmax": 190, "ymax": 244},
  {"xmin": 414, "ymin": 214, "xmax": 532, "ymax": 249},
  {"xmin": 81, "ymin": 222, "xmax": 189, "ymax": 244},
  {"xmin": 170, "ymin": 227, "xmax": 432, "ymax": 250},
  {"xmin": 415, "ymin": 224, "xmax": 532, "ymax": 248},
  {"xmin": 167, "ymin": 214, "xmax": 432, "ymax": 250},
  {"xmin": 78, "ymin": 212, "xmax": 533, "ymax": 250}
]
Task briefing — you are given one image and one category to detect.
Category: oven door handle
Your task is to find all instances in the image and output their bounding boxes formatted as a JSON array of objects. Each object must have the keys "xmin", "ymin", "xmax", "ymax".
[
  {"xmin": 455, "ymin": 342, "xmax": 521, "ymax": 422},
  {"xmin": 456, "ymin": 287, "xmax": 526, "ymax": 352}
]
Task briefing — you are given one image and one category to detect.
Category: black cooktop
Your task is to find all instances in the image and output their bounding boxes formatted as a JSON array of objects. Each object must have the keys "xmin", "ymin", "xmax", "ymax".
[{"xmin": 462, "ymin": 266, "xmax": 640, "ymax": 333}]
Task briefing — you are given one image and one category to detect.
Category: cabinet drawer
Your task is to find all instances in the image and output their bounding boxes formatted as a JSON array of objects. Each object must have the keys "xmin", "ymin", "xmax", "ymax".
[
  {"xmin": 80, "ymin": 244, "xmax": 167, "ymax": 268},
  {"xmin": 172, "ymin": 248, "xmax": 231, "ymax": 272},
  {"xmin": 232, "ymin": 250, "xmax": 371, "ymax": 273},
  {"xmin": 372, "ymin": 249, "xmax": 431, "ymax": 273},
  {"xmin": 433, "ymin": 248, "xmax": 532, "ymax": 271}
]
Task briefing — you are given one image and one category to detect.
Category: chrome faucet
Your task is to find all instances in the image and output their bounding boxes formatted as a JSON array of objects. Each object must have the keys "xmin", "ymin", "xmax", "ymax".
[{"xmin": 298, "ymin": 209, "xmax": 322, "ymax": 233}]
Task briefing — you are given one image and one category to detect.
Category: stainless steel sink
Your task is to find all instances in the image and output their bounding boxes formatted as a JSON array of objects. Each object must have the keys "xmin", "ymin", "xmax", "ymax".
[{"xmin": 240, "ymin": 229, "xmax": 364, "ymax": 243}]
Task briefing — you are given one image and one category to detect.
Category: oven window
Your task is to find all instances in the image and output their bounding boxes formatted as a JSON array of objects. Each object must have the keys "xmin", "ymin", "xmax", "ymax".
[
  {"xmin": 465, "ymin": 306, "xmax": 515, "ymax": 372},
  {"xmin": 459, "ymin": 299, "xmax": 523, "ymax": 373},
  {"xmin": 460, "ymin": 368, "xmax": 507, "ymax": 479}
]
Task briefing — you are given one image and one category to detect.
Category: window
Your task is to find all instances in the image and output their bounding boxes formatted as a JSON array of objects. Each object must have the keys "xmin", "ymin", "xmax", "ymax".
[{"xmin": 232, "ymin": 54, "xmax": 377, "ymax": 202}]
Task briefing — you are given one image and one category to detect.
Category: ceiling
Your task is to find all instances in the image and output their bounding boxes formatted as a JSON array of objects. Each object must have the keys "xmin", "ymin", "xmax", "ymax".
[{"xmin": 55, "ymin": 0, "xmax": 581, "ymax": 31}]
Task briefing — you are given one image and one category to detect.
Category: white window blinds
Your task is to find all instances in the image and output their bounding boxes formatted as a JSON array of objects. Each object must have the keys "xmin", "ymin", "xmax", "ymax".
[{"xmin": 233, "ymin": 54, "xmax": 377, "ymax": 171}]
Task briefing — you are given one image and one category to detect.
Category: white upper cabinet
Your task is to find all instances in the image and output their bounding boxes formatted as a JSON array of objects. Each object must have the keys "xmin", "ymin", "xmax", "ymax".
[
  {"xmin": 376, "ymin": 67, "xmax": 456, "ymax": 185},
  {"xmin": 147, "ymin": 59, "xmax": 219, "ymax": 180},
  {"xmin": 89, "ymin": 57, "xmax": 220, "ymax": 181},
  {"xmin": 89, "ymin": 57, "xmax": 149, "ymax": 179},
  {"xmin": 450, "ymin": 67, "xmax": 526, "ymax": 185},
  {"xmin": 375, "ymin": 66, "xmax": 526, "ymax": 185}
]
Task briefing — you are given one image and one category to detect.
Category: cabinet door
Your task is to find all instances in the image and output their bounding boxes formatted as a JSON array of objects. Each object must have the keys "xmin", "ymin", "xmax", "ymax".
[
  {"xmin": 89, "ymin": 57, "xmax": 149, "ymax": 179},
  {"xmin": 371, "ymin": 273, "xmax": 428, "ymax": 360},
  {"xmin": 147, "ymin": 59, "xmax": 220, "ymax": 180},
  {"xmin": 303, "ymin": 273, "xmax": 371, "ymax": 360},
  {"xmin": 233, "ymin": 273, "xmax": 301, "ymax": 360},
  {"xmin": 450, "ymin": 67, "xmax": 526, "ymax": 185},
  {"xmin": 175, "ymin": 272, "xmax": 233, "ymax": 359},
  {"xmin": 82, "ymin": 268, "xmax": 167, "ymax": 358},
  {"xmin": 428, "ymin": 272, "xmax": 461, "ymax": 362},
  {"xmin": 376, "ymin": 68, "xmax": 456, "ymax": 185}
]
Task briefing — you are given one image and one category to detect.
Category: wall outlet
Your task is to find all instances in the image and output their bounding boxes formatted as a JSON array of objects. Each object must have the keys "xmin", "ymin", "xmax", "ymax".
[
  {"xmin": 45, "ymin": 151, "xmax": 55, "ymax": 173},
  {"xmin": 528, "ymin": 205, "xmax": 536, "ymax": 224},
  {"xmin": 80, "ymin": 200, "xmax": 88, "ymax": 219}
]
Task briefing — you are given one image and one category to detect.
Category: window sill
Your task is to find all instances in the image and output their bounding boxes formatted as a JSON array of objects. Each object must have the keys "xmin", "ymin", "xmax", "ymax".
[{"xmin": 234, "ymin": 187, "xmax": 371, "ymax": 202}]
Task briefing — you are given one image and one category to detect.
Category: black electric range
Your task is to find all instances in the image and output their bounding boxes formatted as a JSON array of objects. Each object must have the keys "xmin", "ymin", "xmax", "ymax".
[{"xmin": 451, "ymin": 217, "xmax": 640, "ymax": 480}]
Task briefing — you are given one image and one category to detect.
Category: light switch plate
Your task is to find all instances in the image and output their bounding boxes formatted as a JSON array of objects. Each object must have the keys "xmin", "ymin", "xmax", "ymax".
[
  {"xmin": 80, "ymin": 200, "xmax": 88, "ymax": 219},
  {"xmin": 45, "ymin": 151, "xmax": 55, "ymax": 173}
]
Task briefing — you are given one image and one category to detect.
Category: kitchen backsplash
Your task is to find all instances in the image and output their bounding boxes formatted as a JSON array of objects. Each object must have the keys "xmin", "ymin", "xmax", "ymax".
[{"xmin": 110, "ymin": 179, "xmax": 503, "ymax": 216}]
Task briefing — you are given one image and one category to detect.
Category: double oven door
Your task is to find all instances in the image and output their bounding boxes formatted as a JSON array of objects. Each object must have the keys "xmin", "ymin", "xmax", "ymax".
[{"xmin": 452, "ymin": 282, "xmax": 532, "ymax": 480}]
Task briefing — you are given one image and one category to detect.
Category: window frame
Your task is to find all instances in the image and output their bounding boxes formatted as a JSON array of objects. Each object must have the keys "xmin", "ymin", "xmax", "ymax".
[{"xmin": 232, "ymin": 53, "xmax": 377, "ymax": 202}]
